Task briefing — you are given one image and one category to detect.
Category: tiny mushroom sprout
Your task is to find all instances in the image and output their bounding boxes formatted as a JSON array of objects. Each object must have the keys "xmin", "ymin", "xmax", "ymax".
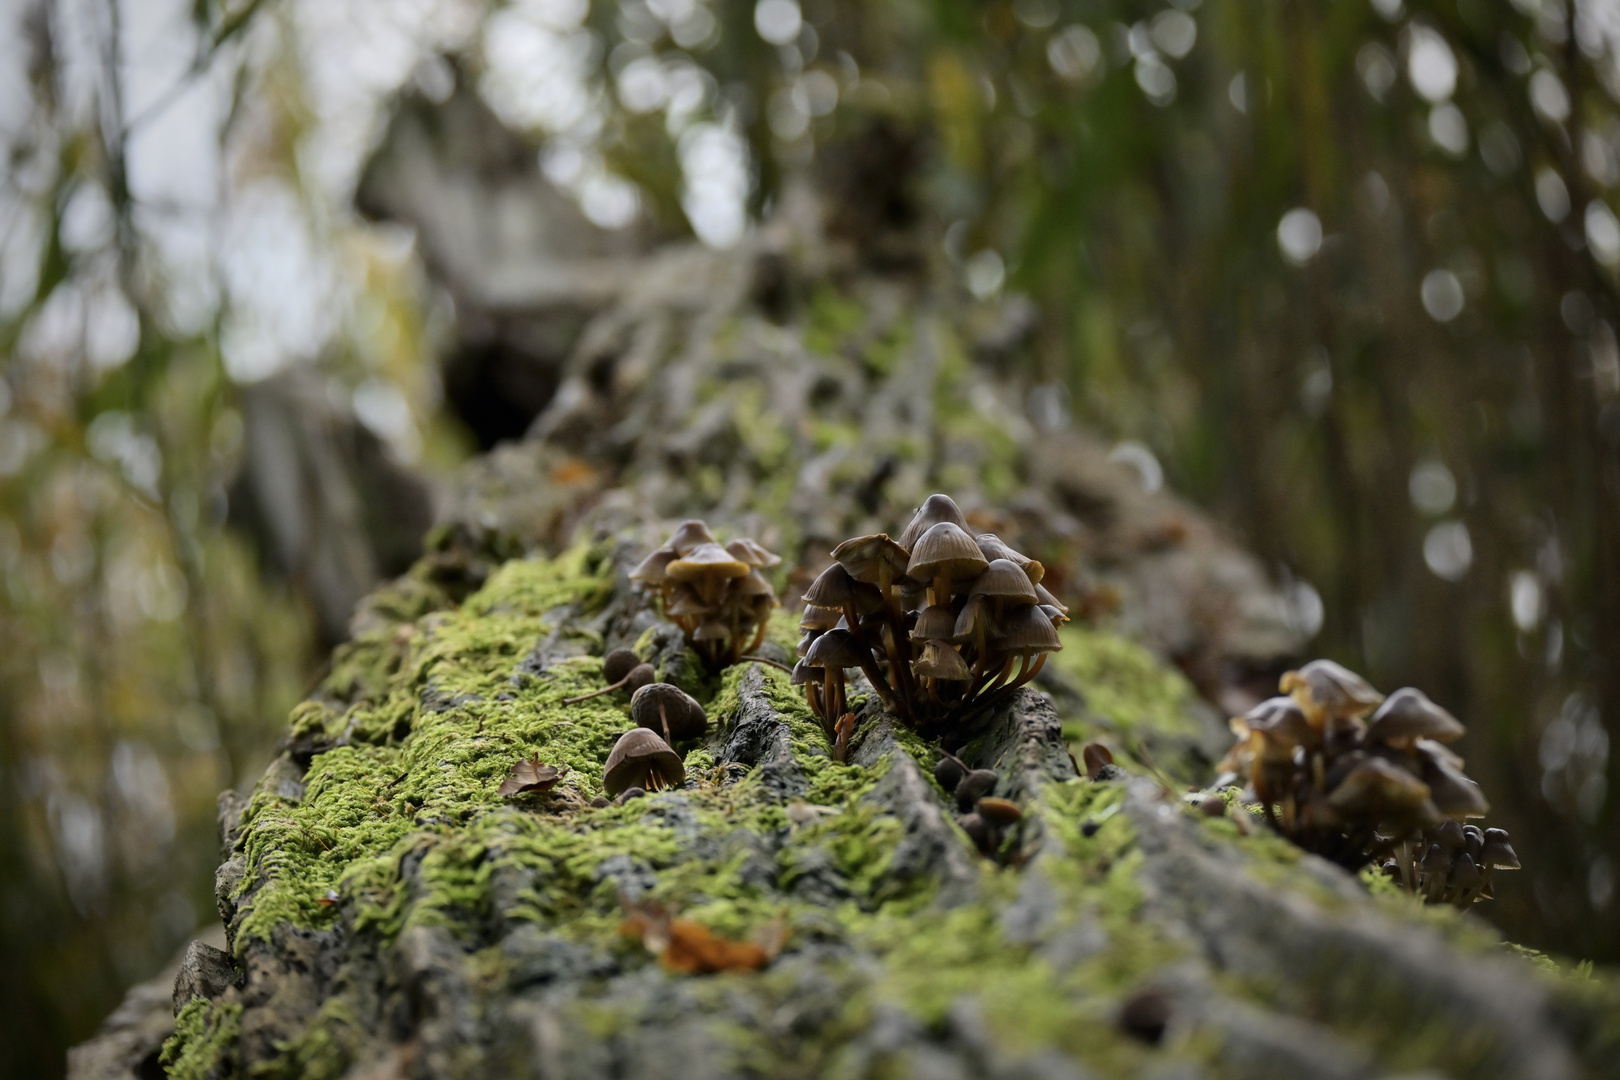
[
  {"xmin": 1220, "ymin": 660, "xmax": 1520, "ymax": 905},
  {"xmin": 795, "ymin": 494, "xmax": 1064, "ymax": 741},
  {"xmin": 629, "ymin": 682, "xmax": 708, "ymax": 742},
  {"xmin": 631, "ymin": 520, "xmax": 781, "ymax": 670},
  {"xmin": 603, "ymin": 728, "xmax": 686, "ymax": 797},
  {"xmin": 562, "ymin": 648, "xmax": 656, "ymax": 704}
]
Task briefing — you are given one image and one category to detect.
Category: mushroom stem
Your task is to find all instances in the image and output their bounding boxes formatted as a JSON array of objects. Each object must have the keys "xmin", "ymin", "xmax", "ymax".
[
  {"xmin": 659, "ymin": 701, "xmax": 672, "ymax": 743},
  {"xmin": 852, "ymin": 650, "xmax": 899, "ymax": 712},
  {"xmin": 807, "ymin": 680, "xmax": 824, "ymax": 724},
  {"xmin": 1006, "ymin": 652, "xmax": 1047, "ymax": 691},
  {"xmin": 744, "ymin": 620, "xmax": 769, "ymax": 657},
  {"xmin": 1394, "ymin": 840, "xmax": 1416, "ymax": 894},
  {"xmin": 562, "ymin": 673, "xmax": 636, "ymax": 704},
  {"xmin": 738, "ymin": 654, "xmax": 794, "ymax": 673}
]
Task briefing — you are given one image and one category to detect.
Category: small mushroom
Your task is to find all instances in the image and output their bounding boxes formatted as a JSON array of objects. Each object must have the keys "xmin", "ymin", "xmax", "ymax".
[
  {"xmin": 1365, "ymin": 687, "xmax": 1466, "ymax": 746},
  {"xmin": 969, "ymin": 559, "xmax": 1039, "ymax": 608},
  {"xmin": 831, "ymin": 533, "xmax": 911, "ymax": 593},
  {"xmin": 912, "ymin": 639, "xmax": 971, "ymax": 681},
  {"xmin": 1033, "ymin": 582, "xmax": 1069, "ymax": 617},
  {"xmin": 957, "ymin": 812, "xmax": 992, "ymax": 851},
  {"xmin": 603, "ymin": 648, "xmax": 643, "ymax": 685},
  {"xmin": 1118, "ymin": 986, "xmax": 1173, "ymax": 1046},
  {"xmin": 934, "ymin": 755, "xmax": 966, "ymax": 791},
  {"xmin": 1420, "ymin": 842, "xmax": 1454, "ymax": 902},
  {"xmin": 1280, "ymin": 659, "xmax": 1384, "ymax": 730},
  {"xmin": 906, "ymin": 521, "xmax": 989, "ymax": 604},
  {"xmin": 955, "ymin": 768, "xmax": 998, "ymax": 810},
  {"xmin": 799, "ymin": 604, "xmax": 842, "ymax": 631},
  {"xmin": 1326, "ymin": 758, "xmax": 1432, "ymax": 818},
  {"xmin": 1479, "ymin": 827, "xmax": 1520, "ymax": 870},
  {"xmin": 629, "ymin": 683, "xmax": 708, "ymax": 742},
  {"xmin": 1420, "ymin": 755, "xmax": 1490, "ymax": 819},
  {"xmin": 1081, "ymin": 743, "xmax": 1114, "ymax": 780},
  {"xmin": 726, "ymin": 537, "xmax": 781, "ymax": 568},
  {"xmin": 603, "ymin": 729, "xmax": 686, "ymax": 797},
  {"xmin": 975, "ymin": 796, "xmax": 1023, "ymax": 826},
  {"xmin": 666, "ymin": 520, "xmax": 719, "ymax": 555},
  {"xmin": 897, "ymin": 493, "xmax": 969, "ymax": 552},
  {"xmin": 563, "ymin": 660, "xmax": 656, "ymax": 704},
  {"xmin": 974, "ymin": 534, "xmax": 1044, "ymax": 585},
  {"xmin": 1449, "ymin": 852, "xmax": 1483, "ymax": 907},
  {"xmin": 629, "ymin": 548, "xmax": 678, "ymax": 585},
  {"xmin": 910, "ymin": 604, "xmax": 958, "ymax": 642}
]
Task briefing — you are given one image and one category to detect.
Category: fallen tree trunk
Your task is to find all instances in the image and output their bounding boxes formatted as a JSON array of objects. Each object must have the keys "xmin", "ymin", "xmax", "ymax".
[{"xmin": 71, "ymin": 101, "xmax": 1620, "ymax": 1080}]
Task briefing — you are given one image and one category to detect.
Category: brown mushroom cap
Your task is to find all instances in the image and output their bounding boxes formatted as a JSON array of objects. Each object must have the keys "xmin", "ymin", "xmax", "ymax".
[
  {"xmin": 693, "ymin": 619, "xmax": 729, "ymax": 642},
  {"xmin": 1430, "ymin": 818, "xmax": 1467, "ymax": 849},
  {"xmin": 729, "ymin": 570, "xmax": 777, "ymax": 599},
  {"xmin": 1326, "ymin": 757, "xmax": 1432, "ymax": 817},
  {"xmin": 603, "ymin": 648, "xmax": 643, "ymax": 685},
  {"xmin": 970, "ymin": 559, "xmax": 1039, "ymax": 605},
  {"xmin": 622, "ymin": 664, "xmax": 656, "ymax": 695},
  {"xmin": 953, "ymin": 594, "xmax": 987, "ymax": 643},
  {"xmin": 912, "ymin": 639, "xmax": 971, "ymax": 681},
  {"xmin": 1450, "ymin": 852, "xmax": 1483, "ymax": 889},
  {"xmin": 667, "ymin": 542, "xmax": 751, "ymax": 581},
  {"xmin": 832, "ymin": 533, "xmax": 911, "ymax": 586},
  {"xmin": 665, "ymin": 584, "xmax": 709, "ymax": 617},
  {"xmin": 790, "ymin": 658, "xmax": 815, "ymax": 685},
  {"xmin": 629, "ymin": 683, "xmax": 708, "ymax": 741},
  {"xmin": 1033, "ymin": 582, "xmax": 1069, "ymax": 616},
  {"xmin": 803, "ymin": 562, "xmax": 862, "ymax": 608},
  {"xmin": 804, "ymin": 629, "xmax": 866, "ymax": 669},
  {"xmin": 725, "ymin": 537, "xmax": 781, "ymax": 568},
  {"xmin": 799, "ymin": 604, "xmax": 842, "ymax": 631},
  {"xmin": 906, "ymin": 522, "xmax": 990, "ymax": 586},
  {"xmin": 992, "ymin": 604, "xmax": 1062, "ymax": 653},
  {"xmin": 1479, "ymin": 827, "xmax": 1520, "ymax": 870},
  {"xmin": 1239, "ymin": 696, "xmax": 1319, "ymax": 750},
  {"xmin": 975, "ymin": 796, "xmax": 1024, "ymax": 825},
  {"xmin": 630, "ymin": 548, "xmax": 678, "ymax": 584},
  {"xmin": 898, "ymin": 494, "xmax": 969, "ymax": 552},
  {"xmin": 666, "ymin": 520, "xmax": 719, "ymax": 555},
  {"xmin": 603, "ymin": 728, "xmax": 686, "ymax": 796},
  {"xmin": 974, "ymin": 534, "xmax": 1044, "ymax": 585},
  {"xmin": 1281, "ymin": 659, "xmax": 1384, "ymax": 721},
  {"xmin": 911, "ymin": 604, "xmax": 958, "ymax": 642},
  {"xmin": 1365, "ymin": 687, "xmax": 1466, "ymax": 744},
  {"xmin": 1421, "ymin": 754, "xmax": 1490, "ymax": 818}
]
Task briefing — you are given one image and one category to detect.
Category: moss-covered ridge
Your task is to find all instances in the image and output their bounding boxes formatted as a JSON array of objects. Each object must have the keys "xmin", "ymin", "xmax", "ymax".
[{"xmin": 163, "ymin": 540, "xmax": 1619, "ymax": 1080}]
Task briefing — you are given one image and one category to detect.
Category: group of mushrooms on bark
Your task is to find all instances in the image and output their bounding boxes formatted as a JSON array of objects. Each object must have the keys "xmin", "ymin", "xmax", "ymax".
[
  {"xmin": 1219, "ymin": 658, "xmax": 1519, "ymax": 906},
  {"xmin": 495, "ymin": 497, "xmax": 1519, "ymax": 906},
  {"xmin": 792, "ymin": 494, "xmax": 1069, "ymax": 757}
]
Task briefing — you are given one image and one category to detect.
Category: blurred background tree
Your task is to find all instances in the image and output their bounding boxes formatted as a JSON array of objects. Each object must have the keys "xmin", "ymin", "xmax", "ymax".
[{"xmin": 2, "ymin": 0, "xmax": 1616, "ymax": 1074}]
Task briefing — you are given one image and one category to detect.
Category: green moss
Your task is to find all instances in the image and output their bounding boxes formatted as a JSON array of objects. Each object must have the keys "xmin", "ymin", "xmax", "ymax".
[
  {"xmin": 1048, "ymin": 626, "xmax": 1204, "ymax": 743},
  {"xmin": 161, "ymin": 1000, "xmax": 242, "ymax": 1080}
]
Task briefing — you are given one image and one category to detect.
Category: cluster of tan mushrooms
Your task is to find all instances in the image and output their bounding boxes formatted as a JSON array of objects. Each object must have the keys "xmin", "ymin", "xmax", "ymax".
[
  {"xmin": 794, "ymin": 494, "xmax": 1067, "ymax": 747},
  {"xmin": 935, "ymin": 754, "xmax": 1024, "ymax": 859},
  {"xmin": 630, "ymin": 521, "xmax": 781, "ymax": 670},
  {"xmin": 1220, "ymin": 659, "xmax": 1519, "ymax": 904}
]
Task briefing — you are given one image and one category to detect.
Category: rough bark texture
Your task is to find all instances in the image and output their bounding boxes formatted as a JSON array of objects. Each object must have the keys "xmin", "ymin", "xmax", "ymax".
[{"xmin": 70, "ymin": 87, "xmax": 1620, "ymax": 1080}]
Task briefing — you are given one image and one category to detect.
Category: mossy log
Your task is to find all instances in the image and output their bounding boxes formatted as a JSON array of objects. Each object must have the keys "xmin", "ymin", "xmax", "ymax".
[
  {"xmin": 71, "ymin": 92, "xmax": 1620, "ymax": 1079},
  {"xmin": 67, "ymin": 528, "xmax": 1618, "ymax": 1080}
]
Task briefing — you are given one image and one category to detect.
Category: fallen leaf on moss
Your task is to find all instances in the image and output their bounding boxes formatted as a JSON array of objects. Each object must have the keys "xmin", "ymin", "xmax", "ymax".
[
  {"xmin": 620, "ymin": 900, "xmax": 787, "ymax": 974},
  {"xmin": 496, "ymin": 756, "xmax": 565, "ymax": 797}
]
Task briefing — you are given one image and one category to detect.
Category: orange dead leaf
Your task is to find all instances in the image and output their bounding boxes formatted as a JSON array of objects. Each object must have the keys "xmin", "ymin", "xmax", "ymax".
[
  {"xmin": 549, "ymin": 458, "xmax": 597, "ymax": 486},
  {"xmin": 620, "ymin": 900, "xmax": 787, "ymax": 975}
]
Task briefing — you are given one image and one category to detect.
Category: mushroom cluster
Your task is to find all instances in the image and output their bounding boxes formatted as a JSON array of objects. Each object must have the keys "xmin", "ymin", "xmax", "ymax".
[
  {"xmin": 934, "ymin": 755, "xmax": 1023, "ymax": 858},
  {"xmin": 630, "ymin": 521, "xmax": 781, "ymax": 670},
  {"xmin": 1220, "ymin": 659, "xmax": 1520, "ymax": 903},
  {"xmin": 793, "ymin": 495, "xmax": 1067, "ymax": 745}
]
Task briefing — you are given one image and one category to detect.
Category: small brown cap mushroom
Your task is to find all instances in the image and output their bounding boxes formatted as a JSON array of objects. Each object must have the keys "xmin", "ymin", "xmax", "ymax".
[
  {"xmin": 629, "ymin": 683, "xmax": 708, "ymax": 740},
  {"xmin": 667, "ymin": 542, "xmax": 751, "ymax": 582},
  {"xmin": 976, "ymin": 796, "xmax": 1023, "ymax": 826},
  {"xmin": 666, "ymin": 520, "xmax": 719, "ymax": 555},
  {"xmin": 622, "ymin": 664, "xmax": 656, "ymax": 695},
  {"xmin": 1420, "ymin": 841, "xmax": 1453, "ymax": 876},
  {"xmin": 1082, "ymin": 743, "xmax": 1114, "ymax": 779},
  {"xmin": 911, "ymin": 604, "xmax": 958, "ymax": 642},
  {"xmin": 799, "ymin": 604, "xmax": 842, "ymax": 631},
  {"xmin": 1280, "ymin": 659, "xmax": 1384, "ymax": 724},
  {"xmin": 1479, "ymin": 828, "xmax": 1520, "ymax": 870},
  {"xmin": 906, "ymin": 522, "xmax": 989, "ymax": 586},
  {"xmin": 603, "ymin": 648, "xmax": 642, "ymax": 685},
  {"xmin": 803, "ymin": 563, "xmax": 865, "ymax": 609},
  {"xmin": 992, "ymin": 604, "xmax": 1062, "ymax": 653},
  {"xmin": 1431, "ymin": 818, "xmax": 1467, "ymax": 850},
  {"xmin": 1033, "ymin": 582, "xmax": 1068, "ymax": 616},
  {"xmin": 729, "ymin": 570, "xmax": 777, "ymax": 599},
  {"xmin": 956, "ymin": 768, "xmax": 999, "ymax": 809},
  {"xmin": 1421, "ymin": 755, "xmax": 1490, "ymax": 819},
  {"xmin": 1365, "ymin": 687, "xmax": 1466, "ymax": 745},
  {"xmin": 969, "ymin": 559, "xmax": 1039, "ymax": 606},
  {"xmin": 831, "ymin": 533, "xmax": 911, "ymax": 586},
  {"xmin": 1326, "ymin": 757, "xmax": 1432, "ymax": 817},
  {"xmin": 952, "ymin": 594, "xmax": 987, "ymax": 643},
  {"xmin": 1450, "ymin": 852, "xmax": 1482, "ymax": 890},
  {"xmin": 665, "ymin": 584, "xmax": 709, "ymax": 617},
  {"xmin": 957, "ymin": 812, "xmax": 991, "ymax": 850},
  {"xmin": 934, "ymin": 756, "xmax": 966, "ymax": 791},
  {"xmin": 630, "ymin": 548, "xmax": 678, "ymax": 584},
  {"xmin": 974, "ymin": 534, "xmax": 1044, "ymax": 585},
  {"xmin": 790, "ymin": 658, "xmax": 815, "ymax": 685},
  {"xmin": 804, "ymin": 629, "xmax": 866, "ymax": 670},
  {"xmin": 897, "ymin": 494, "xmax": 969, "ymax": 552},
  {"xmin": 912, "ymin": 639, "xmax": 971, "ymax": 681},
  {"xmin": 603, "ymin": 728, "xmax": 686, "ymax": 796},
  {"xmin": 725, "ymin": 537, "xmax": 781, "ymax": 568}
]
